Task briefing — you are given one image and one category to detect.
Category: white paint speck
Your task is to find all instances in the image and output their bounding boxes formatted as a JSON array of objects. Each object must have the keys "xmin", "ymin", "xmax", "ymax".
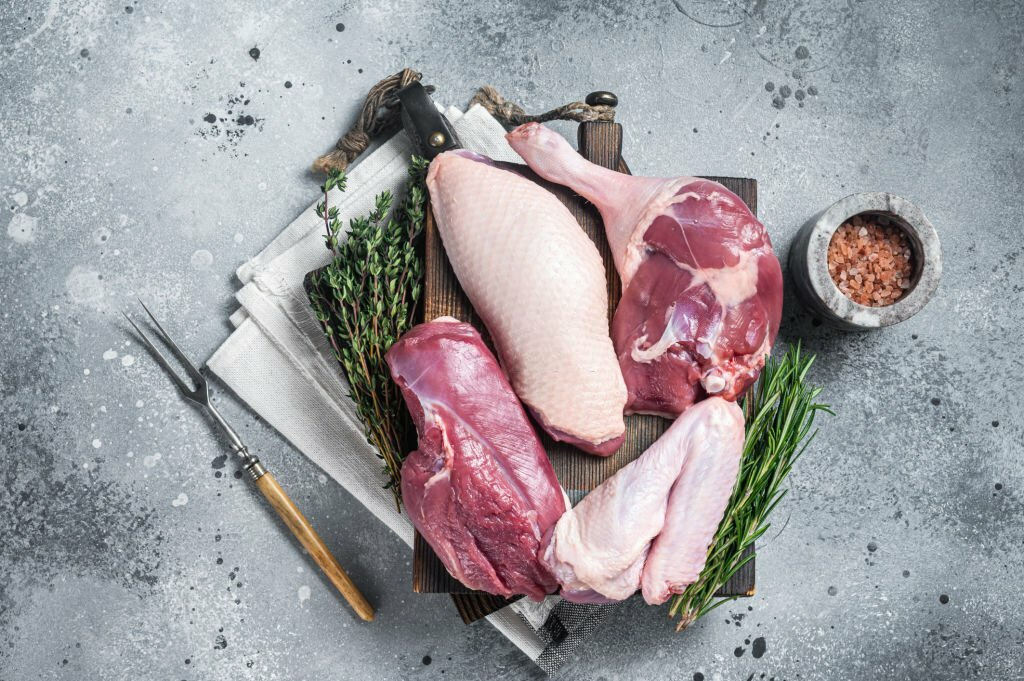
[
  {"xmin": 103, "ymin": 349, "xmax": 119, "ymax": 361},
  {"xmin": 190, "ymin": 249, "xmax": 214, "ymax": 270},
  {"xmin": 65, "ymin": 266, "xmax": 104, "ymax": 306},
  {"xmin": 171, "ymin": 493, "xmax": 189, "ymax": 507},
  {"xmin": 135, "ymin": 400, "xmax": 145, "ymax": 408},
  {"xmin": 298, "ymin": 585, "xmax": 311, "ymax": 605},
  {"xmin": 296, "ymin": 566, "xmax": 305, "ymax": 573},
  {"xmin": 120, "ymin": 354, "xmax": 135, "ymax": 367},
  {"xmin": 12, "ymin": 191, "xmax": 28, "ymax": 207},
  {"xmin": 143, "ymin": 452, "xmax": 162, "ymax": 468},
  {"xmin": 8, "ymin": 213, "xmax": 37, "ymax": 244},
  {"xmin": 317, "ymin": 474, "xmax": 327, "ymax": 485},
  {"xmin": 233, "ymin": 232, "xmax": 244, "ymax": 244},
  {"xmin": 92, "ymin": 438, "xmax": 102, "ymax": 449},
  {"xmin": 83, "ymin": 368, "xmax": 91, "ymax": 375}
]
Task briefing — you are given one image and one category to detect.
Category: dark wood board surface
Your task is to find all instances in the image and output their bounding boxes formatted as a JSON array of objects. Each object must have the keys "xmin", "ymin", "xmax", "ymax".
[{"xmin": 416, "ymin": 121, "xmax": 758, "ymax": 622}]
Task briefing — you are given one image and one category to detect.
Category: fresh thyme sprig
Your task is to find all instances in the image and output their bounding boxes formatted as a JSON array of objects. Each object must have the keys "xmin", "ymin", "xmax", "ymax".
[
  {"xmin": 669, "ymin": 344, "xmax": 831, "ymax": 629},
  {"xmin": 307, "ymin": 156, "xmax": 429, "ymax": 511}
]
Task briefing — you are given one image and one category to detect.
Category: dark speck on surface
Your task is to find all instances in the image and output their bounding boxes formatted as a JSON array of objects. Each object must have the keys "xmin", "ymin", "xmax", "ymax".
[
  {"xmin": 779, "ymin": 84, "xmax": 793, "ymax": 98},
  {"xmin": 795, "ymin": 89, "xmax": 806, "ymax": 101},
  {"xmin": 992, "ymin": 420, "xmax": 999, "ymax": 427},
  {"xmin": 336, "ymin": 22, "xmax": 345, "ymax": 32},
  {"xmin": 422, "ymin": 655, "xmax": 432, "ymax": 665},
  {"xmin": 868, "ymin": 542, "xmax": 878, "ymax": 552},
  {"xmin": 939, "ymin": 594, "xmax": 949, "ymax": 604},
  {"xmin": 285, "ymin": 80, "xmax": 292, "ymax": 88},
  {"xmin": 203, "ymin": 113, "xmax": 216, "ymax": 123},
  {"xmin": 808, "ymin": 85, "xmax": 819, "ymax": 96},
  {"xmin": 249, "ymin": 47, "xmax": 260, "ymax": 61},
  {"xmin": 125, "ymin": 5, "xmax": 133, "ymax": 13},
  {"xmin": 796, "ymin": 45, "xmax": 810, "ymax": 59},
  {"xmin": 995, "ymin": 483, "xmax": 1003, "ymax": 490},
  {"xmin": 734, "ymin": 646, "xmax": 745, "ymax": 657},
  {"xmin": 765, "ymin": 81, "xmax": 775, "ymax": 92},
  {"xmin": 903, "ymin": 570, "xmax": 911, "ymax": 577},
  {"xmin": 931, "ymin": 397, "xmax": 941, "ymax": 406},
  {"xmin": 693, "ymin": 674, "xmax": 705, "ymax": 681},
  {"xmin": 214, "ymin": 634, "xmax": 228, "ymax": 649},
  {"xmin": 211, "ymin": 454, "xmax": 227, "ymax": 470},
  {"xmin": 828, "ymin": 586, "xmax": 838, "ymax": 596},
  {"xmin": 80, "ymin": 48, "xmax": 89, "ymax": 58},
  {"xmin": 772, "ymin": 95, "xmax": 785, "ymax": 109},
  {"xmin": 752, "ymin": 637, "xmax": 767, "ymax": 659}
]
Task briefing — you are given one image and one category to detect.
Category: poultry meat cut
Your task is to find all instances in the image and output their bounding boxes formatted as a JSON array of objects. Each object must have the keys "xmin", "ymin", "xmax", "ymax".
[
  {"xmin": 541, "ymin": 397, "xmax": 744, "ymax": 604},
  {"xmin": 426, "ymin": 150, "xmax": 628, "ymax": 455},
  {"xmin": 387, "ymin": 318, "xmax": 567, "ymax": 601},
  {"xmin": 507, "ymin": 123, "xmax": 783, "ymax": 418}
]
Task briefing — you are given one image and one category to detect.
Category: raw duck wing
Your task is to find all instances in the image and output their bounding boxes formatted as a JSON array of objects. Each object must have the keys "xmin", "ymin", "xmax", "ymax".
[
  {"xmin": 507, "ymin": 123, "xmax": 783, "ymax": 418},
  {"xmin": 426, "ymin": 150, "xmax": 627, "ymax": 456},
  {"xmin": 386, "ymin": 317, "xmax": 567, "ymax": 600},
  {"xmin": 639, "ymin": 399, "xmax": 744, "ymax": 604},
  {"xmin": 542, "ymin": 397, "xmax": 744, "ymax": 603}
]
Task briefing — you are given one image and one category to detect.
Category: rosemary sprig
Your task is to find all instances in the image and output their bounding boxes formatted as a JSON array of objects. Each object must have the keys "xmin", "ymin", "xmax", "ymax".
[
  {"xmin": 307, "ymin": 157, "xmax": 429, "ymax": 511},
  {"xmin": 669, "ymin": 344, "xmax": 832, "ymax": 629}
]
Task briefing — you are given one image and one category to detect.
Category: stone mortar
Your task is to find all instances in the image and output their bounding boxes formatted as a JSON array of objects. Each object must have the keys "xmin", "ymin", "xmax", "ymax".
[{"xmin": 789, "ymin": 192, "xmax": 942, "ymax": 330}]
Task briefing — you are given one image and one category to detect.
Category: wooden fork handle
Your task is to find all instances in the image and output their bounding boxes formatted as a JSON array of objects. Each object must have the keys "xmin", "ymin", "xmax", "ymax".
[{"xmin": 253, "ymin": 470, "xmax": 375, "ymax": 621}]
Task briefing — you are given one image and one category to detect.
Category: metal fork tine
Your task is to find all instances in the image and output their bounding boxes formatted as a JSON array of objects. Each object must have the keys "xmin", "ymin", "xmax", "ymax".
[
  {"xmin": 137, "ymin": 299, "xmax": 206, "ymax": 387},
  {"xmin": 122, "ymin": 312, "xmax": 195, "ymax": 397}
]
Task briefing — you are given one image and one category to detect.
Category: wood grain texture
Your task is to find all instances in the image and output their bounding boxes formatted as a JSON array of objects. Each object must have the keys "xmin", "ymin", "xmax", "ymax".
[
  {"xmin": 254, "ymin": 471, "xmax": 375, "ymax": 622},
  {"xmin": 417, "ymin": 127, "xmax": 759, "ymax": 622}
]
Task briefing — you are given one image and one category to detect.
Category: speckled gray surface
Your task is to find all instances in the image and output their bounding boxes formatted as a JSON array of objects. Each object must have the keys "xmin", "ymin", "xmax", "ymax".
[{"xmin": 2, "ymin": 1, "xmax": 1022, "ymax": 679}]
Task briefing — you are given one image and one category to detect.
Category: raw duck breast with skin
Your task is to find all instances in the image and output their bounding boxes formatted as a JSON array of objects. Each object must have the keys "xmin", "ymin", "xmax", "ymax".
[
  {"xmin": 507, "ymin": 123, "xmax": 783, "ymax": 418},
  {"xmin": 541, "ymin": 397, "xmax": 744, "ymax": 604},
  {"xmin": 426, "ymin": 149, "xmax": 627, "ymax": 455},
  {"xmin": 386, "ymin": 317, "xmax": 566, "ymax": 601}
]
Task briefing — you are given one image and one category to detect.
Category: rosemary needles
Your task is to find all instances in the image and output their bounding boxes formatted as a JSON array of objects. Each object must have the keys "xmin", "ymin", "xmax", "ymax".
[
  {"xmin": 669, "ymin": 344, "xmax": 831, "ymax": 629},
  {"xmin": 307, "ymin": 157, "xmax": 429, "ymax": 511}
]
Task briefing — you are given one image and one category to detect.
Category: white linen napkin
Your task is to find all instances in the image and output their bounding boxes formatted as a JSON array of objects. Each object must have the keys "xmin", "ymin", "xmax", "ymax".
[{"xmin": 208, "ymin": 105, "xmax": 609, "ymax": 672}]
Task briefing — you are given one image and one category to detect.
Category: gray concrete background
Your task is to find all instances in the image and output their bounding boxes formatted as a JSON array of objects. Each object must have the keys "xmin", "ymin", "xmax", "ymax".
[{"xmin": 1, "ymin": 0, "xmax": 1021, "ymax": 679}]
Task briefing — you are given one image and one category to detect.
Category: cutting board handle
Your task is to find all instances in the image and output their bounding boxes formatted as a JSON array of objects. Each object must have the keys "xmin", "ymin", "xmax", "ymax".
[{"xmin": 577, "ymin": 121, "xmax": 623, "ymax": 170}]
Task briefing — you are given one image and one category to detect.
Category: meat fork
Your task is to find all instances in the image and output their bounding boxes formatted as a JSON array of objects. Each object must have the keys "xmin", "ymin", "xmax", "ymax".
[{"xmin": 124, "ymin": 301, "xmax": 375, "ymax": 622}]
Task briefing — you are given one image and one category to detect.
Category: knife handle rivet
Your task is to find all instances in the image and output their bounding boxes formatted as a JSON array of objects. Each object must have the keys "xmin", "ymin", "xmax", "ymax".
[{"xmin": 428, "ymin": 131, "xmax": 446, "ymax": 148}]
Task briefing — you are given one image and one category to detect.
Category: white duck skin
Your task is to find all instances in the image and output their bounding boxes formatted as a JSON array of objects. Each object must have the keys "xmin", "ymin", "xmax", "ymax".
[
  {"xmin": 426, "ymin": 150, "xmax": 627, "ymax": 456},
  {"xmin": 541, "ymin": 396, "xmax": 744, "ymax": 604}
]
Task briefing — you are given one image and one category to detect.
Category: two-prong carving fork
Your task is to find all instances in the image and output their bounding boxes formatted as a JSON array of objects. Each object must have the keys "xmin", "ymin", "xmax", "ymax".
[{"xmin": 124, "ymin": 301, "xmax": 375, "ymax": 622}]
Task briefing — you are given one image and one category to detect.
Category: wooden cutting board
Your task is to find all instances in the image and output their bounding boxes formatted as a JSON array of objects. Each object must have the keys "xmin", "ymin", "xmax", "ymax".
[{"xmin": 416, "ymin": 121, "xmax": 756, "ymax": 623}]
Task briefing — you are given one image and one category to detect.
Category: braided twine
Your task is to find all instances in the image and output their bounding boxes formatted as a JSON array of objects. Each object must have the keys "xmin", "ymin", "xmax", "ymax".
[{"xmin": 313, "ymin": 70, "xmax": 616, "ymax": 173}]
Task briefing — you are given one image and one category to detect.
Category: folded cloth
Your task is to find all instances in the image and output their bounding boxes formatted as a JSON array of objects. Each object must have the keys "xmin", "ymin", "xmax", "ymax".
[{"xmin": 207, "ymin": 104, "xmax": 612, "ymax": 674}]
